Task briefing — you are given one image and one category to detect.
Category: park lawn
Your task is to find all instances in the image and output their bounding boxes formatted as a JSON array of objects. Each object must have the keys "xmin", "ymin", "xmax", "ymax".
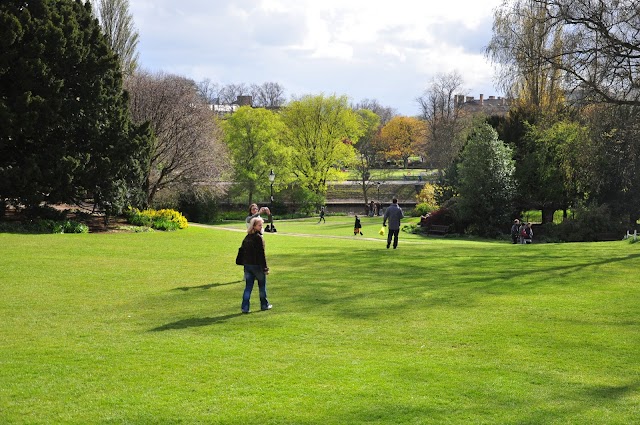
[{"xmin": 0, "ymin": 222, "xmax": 639, "ymax": 424}]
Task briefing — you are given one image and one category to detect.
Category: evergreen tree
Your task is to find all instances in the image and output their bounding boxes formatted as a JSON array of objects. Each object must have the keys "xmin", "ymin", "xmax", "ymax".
[
  {"xmin": 0, "ymin": 0, "xmax": 151, "ymax": 217},
  {"xmin": 457, "ymin": 123, "xmax": 516, "ymax": 236}
]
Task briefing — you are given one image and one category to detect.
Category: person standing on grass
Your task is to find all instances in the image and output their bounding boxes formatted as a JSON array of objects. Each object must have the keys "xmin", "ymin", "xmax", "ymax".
[
  {"xmin": 354, "ymin": 215, "xmax": 363, "ymax": 235},
  {"xmin": 383, "ymin": 198, "xmax": 404, "ymax": 249},
  {"xmin": 511, "ymin": 219, "xmax": 520, "ymax": 244},
  {"xmin": 241, "ymin": 217, "xmax": 272, "ymax": 313},
  {"xmin": 523, "ymin": 222, "xmax": 533, "ymax": 244},
  {"xmin": 318, "ymin": 206, "xmax": 326, "ymax": 224},
  {"xmin": 246, "ymin": 203, "xmax": 270, "ymax": 230}
]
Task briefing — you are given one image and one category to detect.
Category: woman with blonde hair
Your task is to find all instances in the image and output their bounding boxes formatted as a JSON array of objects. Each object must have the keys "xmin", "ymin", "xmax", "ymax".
[{"xmin": 240, "ymin": 216, "xmax": 272, "ymax": 313}]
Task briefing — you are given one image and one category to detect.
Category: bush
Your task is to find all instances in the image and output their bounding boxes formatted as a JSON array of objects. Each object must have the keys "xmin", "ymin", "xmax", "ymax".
[
  {"xmin": 540, "ymin": 203, "xmax": 626, "ymax": 242},
  {"xmin": 0, "ymin": 219, "xmax": 88, "ymax": 234},
  {"xmin": 412, "ymin": 202, "xmax": 436, "ymax": 217},
  {"xmin": 125, "ymin": 208, "xmax": 188, "ymax": 231},
  {"xmin": 177, "ymin": 189, "xmax": 221, "ymax": 224}
]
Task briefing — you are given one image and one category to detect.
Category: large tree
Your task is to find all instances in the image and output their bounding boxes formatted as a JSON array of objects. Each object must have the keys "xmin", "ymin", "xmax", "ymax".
[
  {"xmin": 457, "ymin": 123, "xmax": 516, "ymax": 236},
  {"xmin": 0, "ymin": 0, "xmax": 151, "ymax": 217},
  {"xmin": 250, "ymin": 82, "xmax": 287, "ymax": 108},
  {"xmin": 417, "ymin": 72, "xmax": 469, "ymax": 169},
  {"xmin": 125, "ymin": 71, "xmax": 230, "ymax": 206},
  {"xmin": 221, "ymin": 106, "xmax": 290, "ymax": 204},
  {"xmin": 486, "ymin": 0, "xmax": 566, "ymax": 115},
  {"xmin": 280, "ymin": 94, "xmax": 363, "ymax": 196},
  {"xmin": 93, "ymin": 0, "xmax": 139, "ymax": 76},
  {"xmin": 375, "ymin": 116, "xmax": 426, "ymax": 168},
  {"xmin": 532, "ymin": 0, "xmax": 640, "ymax": 107}
]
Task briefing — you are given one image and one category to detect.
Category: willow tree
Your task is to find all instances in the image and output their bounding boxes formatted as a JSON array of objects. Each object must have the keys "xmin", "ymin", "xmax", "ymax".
[
  {"xmin": 486, "ymin": 0, "xmax": 565, "ymax": 116},
  {"xmin": 280, "ymin": 94, "xmax": 363, "ymax": 197}
]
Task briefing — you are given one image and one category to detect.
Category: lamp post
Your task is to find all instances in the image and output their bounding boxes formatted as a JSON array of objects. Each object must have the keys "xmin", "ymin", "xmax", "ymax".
[{"xmin": 268, "ymin": 169, "xmax": 276, "ymax": 232}]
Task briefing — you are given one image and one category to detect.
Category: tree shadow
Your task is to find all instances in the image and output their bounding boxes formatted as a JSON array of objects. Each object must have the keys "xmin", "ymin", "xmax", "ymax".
[
  {"xmin": 172, "ymin": 280, "xmax": 243, "ymax": 291},
  {"xmin": 149, "ymin": 313, "xmax": 245, "ymax": 331}
]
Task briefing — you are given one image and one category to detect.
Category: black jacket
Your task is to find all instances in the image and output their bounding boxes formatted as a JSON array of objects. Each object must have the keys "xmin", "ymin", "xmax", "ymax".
[{"xmin": 242, "ymin": 232, "xmax": 268, "ymax": 270}]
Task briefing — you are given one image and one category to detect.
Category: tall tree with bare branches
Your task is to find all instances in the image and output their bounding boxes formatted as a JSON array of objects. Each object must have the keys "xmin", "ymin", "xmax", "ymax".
[
  {"xmin": 530, "ymin": 0, "xmax": 640, "ymax": 107},
  {"xmin": 93, "ymin": 0, "xmax": 139, "ymax": 76},
  {"xmin": 417, "ymin": 72, "xmax": 469, "ymax": 169},
  {"xmin": 125, "ymin": 71, "xmax": 230, "ymax": 206}
]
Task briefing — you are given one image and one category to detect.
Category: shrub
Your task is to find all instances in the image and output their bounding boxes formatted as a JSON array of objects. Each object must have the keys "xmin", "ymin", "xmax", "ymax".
[
  {"xmin": 125, "ymin": 208, "xmax": 188, "ymax": 231},
  {"xmin": 412, "ymin": 202, "xmax": 436, "ymax": 217}
]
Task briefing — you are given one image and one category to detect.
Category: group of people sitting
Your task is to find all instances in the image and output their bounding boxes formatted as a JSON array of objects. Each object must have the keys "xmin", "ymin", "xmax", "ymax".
[{"xmin": 511, "ymin": 219, "xmax": 533, "ymax": 244}]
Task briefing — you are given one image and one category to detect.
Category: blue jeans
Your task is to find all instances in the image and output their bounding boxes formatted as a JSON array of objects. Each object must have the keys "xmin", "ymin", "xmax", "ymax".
[
  {"xmin": 387, "ymin": 228, "xmax": 400, "ymax": 248},
  {"xmin": 242, "ymin": 265, "xmax": 269, "ymax": 312}
]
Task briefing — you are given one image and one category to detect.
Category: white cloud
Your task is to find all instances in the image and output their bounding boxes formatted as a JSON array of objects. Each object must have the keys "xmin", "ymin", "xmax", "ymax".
[{"xmin": 128, "ymin": 0, "xmax": 504, "ymax": 115}]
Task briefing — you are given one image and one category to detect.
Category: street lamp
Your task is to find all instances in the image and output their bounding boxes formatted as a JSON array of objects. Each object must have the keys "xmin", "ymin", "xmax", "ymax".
[
  {"xmin": 267, "ymin": 169, "xmax": 276, "ymax": 232},
  {"xmin": 375, "ymin": 181, "xmax": 382, "ymax": 216}
]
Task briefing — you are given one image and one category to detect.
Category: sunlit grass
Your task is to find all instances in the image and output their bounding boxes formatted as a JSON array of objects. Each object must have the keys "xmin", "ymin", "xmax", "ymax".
[{"xmin": 1, "ymin": 221, "xmax": 638, "ymax": 424}]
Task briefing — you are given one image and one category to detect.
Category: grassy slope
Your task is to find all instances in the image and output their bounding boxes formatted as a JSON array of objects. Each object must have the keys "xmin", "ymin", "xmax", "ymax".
[{"xmin": 1, "ymin": 218, "xmax": 638, "ymax": 424}]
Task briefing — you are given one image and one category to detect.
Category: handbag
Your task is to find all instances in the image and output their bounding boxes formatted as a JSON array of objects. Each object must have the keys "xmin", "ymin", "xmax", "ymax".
[
  {"xmin": 379, "ymin": 226, "xmax": 385, "ymax": 236},
  {"xmin": 235, "ymin": 246, "xmax": 244, "ymax": 265}
]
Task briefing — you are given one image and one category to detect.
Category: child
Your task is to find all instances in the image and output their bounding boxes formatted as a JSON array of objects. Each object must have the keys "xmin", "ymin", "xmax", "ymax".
[{"xmin": 354, "ymin": 215, "xmax": 363, "ymax": 236}]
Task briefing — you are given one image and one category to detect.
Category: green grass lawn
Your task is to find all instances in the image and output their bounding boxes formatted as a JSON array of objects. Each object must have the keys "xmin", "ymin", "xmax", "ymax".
[{"xmin": 1, "ymin": 217, "xmax": 639, "ymax": 424}]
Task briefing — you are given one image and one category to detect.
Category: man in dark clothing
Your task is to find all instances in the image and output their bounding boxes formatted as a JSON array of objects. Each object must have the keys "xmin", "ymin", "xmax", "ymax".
[
  {"xmin": 383, "ymin": 198, "xmax": 404, "ymax": 249},
  {"xmin": 511, "ymin": 219, "xmax": 520, "ymax": 244}
]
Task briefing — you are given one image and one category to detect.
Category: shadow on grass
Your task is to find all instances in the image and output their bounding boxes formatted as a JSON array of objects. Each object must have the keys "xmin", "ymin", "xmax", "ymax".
[
  {"xmin": 149, "ymin": 313, "xmax": 245, "ymax": 331},
  {"xmin": 172, "ymin": 280, "xmax": 243, "ymax": 291}
]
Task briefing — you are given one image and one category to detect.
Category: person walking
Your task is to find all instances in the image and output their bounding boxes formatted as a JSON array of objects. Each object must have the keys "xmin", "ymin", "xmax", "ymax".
[
  {"xmin": 354, "ymin": 215, "xmax": 363, "ymax": 235},
  {"xmin": 318, "ymin": 206, "xmax": 326, "ymax": 224},
  {"xmin": 240, "ymin": 217, "xmax": 272, "ymax": 313},
  {"xmin": 383, "ymin": 198, "xmax": 404, "ymax": 249},
  {"xmin": 511, "ymin": 219, "xmax": 520, "ymax": 244}
]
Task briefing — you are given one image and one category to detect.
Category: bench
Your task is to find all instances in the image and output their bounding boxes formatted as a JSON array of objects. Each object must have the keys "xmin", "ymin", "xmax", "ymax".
[
  {"xmin": 402, "ymin": 175, "xmax": 423, "ymax": 181},
  {"xmin": 427, "ymin": 224, "xmax": 450, "ymax": 236}
]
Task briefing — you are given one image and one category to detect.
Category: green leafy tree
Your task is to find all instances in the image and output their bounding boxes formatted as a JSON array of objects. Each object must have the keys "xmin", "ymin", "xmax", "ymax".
[
  {"xmin": 221, "ymin": 106, "xmax": 290, "ymax": 204},
  {"xmin": 457, "ymin": 123, "xmax": 516, "ymax": 236},
  {"xmin": 352, "ymin": 109, "xmax": 382, "ymax": 203},
  {"xmin": 280, "ymin": 94, "xmax": 363, "ymax": 197},
  {"xmin": 518, "ymin": 120, "xmax": 589, "ymax": 223},
  {"xmin": 0, "ymin": 0, "xmax": 151, "ymax": 218}
]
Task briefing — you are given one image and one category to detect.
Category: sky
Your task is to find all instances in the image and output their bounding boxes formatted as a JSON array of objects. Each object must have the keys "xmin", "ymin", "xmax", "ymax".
[{"xmin": 128, "ymin": 0, "xmax": 505, "ymax": 116}]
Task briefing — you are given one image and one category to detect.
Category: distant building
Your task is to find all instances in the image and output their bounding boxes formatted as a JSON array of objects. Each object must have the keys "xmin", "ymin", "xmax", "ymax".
[
  {"xmin": 454, "ymin": 94, "xmax": 511, "ymax": 116},
  {"xmin": 210, "ymin": 96, "xmax": 252, "ymax": 116}
]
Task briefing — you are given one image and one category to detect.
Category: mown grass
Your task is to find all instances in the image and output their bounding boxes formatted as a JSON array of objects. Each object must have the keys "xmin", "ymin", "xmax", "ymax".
[{"xmin": 1, "ymin": 217, "xmax": 639, "ymax": 424}]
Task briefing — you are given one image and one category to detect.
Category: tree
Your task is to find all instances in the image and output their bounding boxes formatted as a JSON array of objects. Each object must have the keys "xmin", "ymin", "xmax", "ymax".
[
  {"xmin": 375, "ymin": 116, "xmax": 426, "ymax": 168},
  {"xmin": 581, "ymin": 104, "xmax": 640, "ymax": 226},
  {"xmin": 220, "ymin": 106, "xmax": 290, "ymax": 204},
  {"xmin": 352, "ymin": 109, "xmax": 383, "ymax": 203},
  {"xmin": 280, "ymin": 94, "xmax": 363, "ymax": 197},
  {"xmin": 486, "ymin": 0, "xmax": 565, "ymax": 115},
  {"xmin": 352, "ymin": 98, "xmax": 396, "ymax": 125},
  {"xmin": 417, "ymin": 72, "xmax": 469, "ymax": 169},
  {"xmin": 250, "ymin": 82, "xmax": 286, "ymax": 108},
  {"xmin": 93, "ymin": 0, "xmax": 139, "ymax": 76},
  {"xmin": 457, "ymin": 123, "xmax": 516, "ymax": 236},
  {"xmin": 518, "ymin": 120, "xmax": 589, "ymax": 223},
  {"xmin": 125, "ymin": 71, "xmax": 230, "ymax": 206},
  {"xmin": 218, "ymin": 83, "xmax": 251, "ymax": 105},
  {"xmin": 0, "ymin": 0, "xmax": 151, "ymax": 217},
  {"xmin": 532, "ymin": 0, "xmax": 640, "ymax": 107}
]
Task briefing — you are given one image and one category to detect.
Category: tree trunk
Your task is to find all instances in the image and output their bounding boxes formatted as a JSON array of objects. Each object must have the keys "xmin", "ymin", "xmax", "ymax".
[{"xmin": 541, "ymin": 207, "xmax": 555, "ymax": 224}]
